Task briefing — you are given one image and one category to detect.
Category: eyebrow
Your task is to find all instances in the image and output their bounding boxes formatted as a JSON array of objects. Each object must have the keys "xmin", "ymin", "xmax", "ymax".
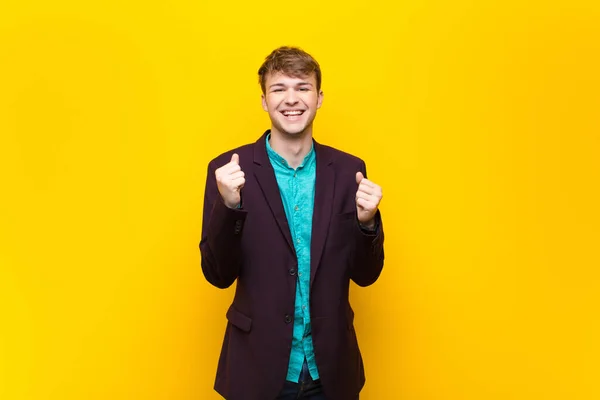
[{"xmin": 269, "ymin": 82, "xmax": 314, "ymax": 89}]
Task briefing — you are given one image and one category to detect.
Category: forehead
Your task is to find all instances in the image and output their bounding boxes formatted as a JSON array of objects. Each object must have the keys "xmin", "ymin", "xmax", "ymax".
[{"xmin": 265, "ymin": 71, "xmax": 317, "ymax": 87}]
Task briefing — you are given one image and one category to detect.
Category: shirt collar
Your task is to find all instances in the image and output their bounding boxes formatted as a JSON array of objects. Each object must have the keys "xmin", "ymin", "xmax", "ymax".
[{"xmin": 266, "ymin": 132, "xmax": 315, "ymax": 170}]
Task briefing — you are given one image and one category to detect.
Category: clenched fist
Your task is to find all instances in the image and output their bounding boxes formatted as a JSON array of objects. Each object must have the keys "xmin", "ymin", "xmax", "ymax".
[
  {"xmin": 215, "ymin": 153, "xmax": 245, "ymax": 209},
  {"xmin": 355, "ymin": 171, "xmax": 382, "ymax": 229}
]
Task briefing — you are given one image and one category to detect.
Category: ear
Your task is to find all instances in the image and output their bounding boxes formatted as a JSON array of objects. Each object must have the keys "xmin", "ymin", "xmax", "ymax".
[
  {"xmin": 261, "ymin": 93, "xmax": 268, "ymax": 112},
  {"xmin": 317, "ymin": 90, "xmax": 324, "ymax": 109}
]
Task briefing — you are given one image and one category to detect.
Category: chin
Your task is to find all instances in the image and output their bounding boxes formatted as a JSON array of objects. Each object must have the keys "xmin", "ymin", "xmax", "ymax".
[
  {"xmin": 273, "ymin": 121, "xmax": 307, "ymax": 136},
  {"xmin": 283, "ymin": 127, "xmax": 308, "ymax": 136}
]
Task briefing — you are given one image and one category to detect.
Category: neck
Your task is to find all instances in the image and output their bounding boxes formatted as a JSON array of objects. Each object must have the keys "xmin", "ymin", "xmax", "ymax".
[{"xmin": 269, "ymin": 127, "xmax": 313, "ymax": 169}]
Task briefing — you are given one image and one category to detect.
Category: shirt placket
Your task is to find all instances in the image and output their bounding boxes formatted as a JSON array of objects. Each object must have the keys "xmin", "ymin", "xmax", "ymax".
[
  {"xmin": 291, "ymin": 168, "xmax": 308, "ymax": 340},
  {"xmin": 294, "ymin": 171, "xmax": 309, "ymax": 343}
]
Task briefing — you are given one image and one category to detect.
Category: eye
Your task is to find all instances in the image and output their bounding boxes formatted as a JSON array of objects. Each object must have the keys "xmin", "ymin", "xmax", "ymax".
[
  {"xmin": 298, "ymin": 87, "xmax": 309, "ymax": 92},
  {"xmin": 272, "ymin": 88, "xmax": 284, "ymax": 92}
]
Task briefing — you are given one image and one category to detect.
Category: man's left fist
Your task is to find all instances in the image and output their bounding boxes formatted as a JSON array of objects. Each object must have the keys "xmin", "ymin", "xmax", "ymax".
[{"xmin": 355, "ymin": 172, "xmax": 383, "ymax": 230}]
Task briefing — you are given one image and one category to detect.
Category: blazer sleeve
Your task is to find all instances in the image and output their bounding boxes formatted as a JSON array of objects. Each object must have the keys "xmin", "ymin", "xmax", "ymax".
[
  {"xmin": 199, "ymin": 159, "xmax": 247, "ymax": 289},
  {"xmin": 350, "ymin": 160, "xmax": 385, "ymax": 287}
]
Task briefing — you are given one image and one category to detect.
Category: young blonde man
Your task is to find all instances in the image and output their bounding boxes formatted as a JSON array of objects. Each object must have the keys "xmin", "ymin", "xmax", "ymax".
[{"xmin": 200, "ymin": 46, "xmax": 385, "ymax": 400}]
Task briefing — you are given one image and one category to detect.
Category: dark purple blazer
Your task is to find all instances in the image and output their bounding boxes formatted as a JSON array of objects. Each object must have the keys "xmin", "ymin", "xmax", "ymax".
[{"xmin": 200, "ymin": 131, "xmax": 385, "ymax": 400}]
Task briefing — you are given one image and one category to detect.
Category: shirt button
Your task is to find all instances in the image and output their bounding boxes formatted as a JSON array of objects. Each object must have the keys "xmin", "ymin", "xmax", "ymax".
[
  {"xmin": 296, "ymin": 238, "xmax": 301, "ymax": 244},
  {"xmin": 289, "ymin": 268, "xmax": 296, "ymax": 276},
  {"xmin": 298, "ymin": 272, "xmax": 302, "ymax": 277},
  {"xmin": 284, "ymin": 314, "xmax": 293, "ymax": 324},
  {"xmin": 294, "ymin": 205, "xmax": 299, "ymax": 211}
]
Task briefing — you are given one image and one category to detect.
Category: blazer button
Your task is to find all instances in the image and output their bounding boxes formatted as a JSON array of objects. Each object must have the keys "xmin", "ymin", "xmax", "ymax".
[
  {"xmin": 289, "ymin": 268, "xmax": 296, "ymax": 276},
  {"xmin": 234, "ymin": 220, "xmax": 242, "ymax": 235},
  {"xmin": 284, "ymin": 314, "xmax": 293, "ymax": 324}
]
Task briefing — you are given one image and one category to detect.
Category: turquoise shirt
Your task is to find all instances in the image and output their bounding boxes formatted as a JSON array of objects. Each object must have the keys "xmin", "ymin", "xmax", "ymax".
[{"xmin": 266, "ymin": 134, "xmax": 319, "ymax": 382}]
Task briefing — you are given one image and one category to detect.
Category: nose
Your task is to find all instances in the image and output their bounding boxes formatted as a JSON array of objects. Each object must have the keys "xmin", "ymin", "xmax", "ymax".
[{"xmin": 284, "ymin": 88, "xmax": 299, "ymax": 105}]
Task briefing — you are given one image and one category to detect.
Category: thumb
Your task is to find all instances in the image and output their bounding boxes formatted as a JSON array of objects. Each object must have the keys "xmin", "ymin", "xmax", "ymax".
[
  {"xmin": 231, "ymin": 153, "xmax": 239, "ymax": 165},
  {"xmin": 356, "ymin": 171, "xmax": 364, "ymax": 185}
]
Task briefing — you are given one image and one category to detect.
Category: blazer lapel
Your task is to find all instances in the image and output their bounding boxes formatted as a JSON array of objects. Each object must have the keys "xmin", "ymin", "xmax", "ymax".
[
  {"xmin": 310, "ymin": 141, "xmax": 334, "ymax": 289},
  {"xmin": 253, "ymin": 132, "xmax": 295, "ymax": 255}
]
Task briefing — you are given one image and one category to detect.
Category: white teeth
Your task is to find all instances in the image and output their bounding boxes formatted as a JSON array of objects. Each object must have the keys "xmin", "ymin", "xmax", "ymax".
[{"xmin": 282, "ymin": 110, "xmax": 303, "ymax": 116}]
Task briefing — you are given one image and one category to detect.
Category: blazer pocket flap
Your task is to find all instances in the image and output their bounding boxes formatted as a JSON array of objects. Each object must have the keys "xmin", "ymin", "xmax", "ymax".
[
  {"xmin": 226, "ymin": 305, "xmax": 252, "ymax": 332},
  {"xmin": 335, "ymin": 211, "xmax": 357, "ymax": 221}
]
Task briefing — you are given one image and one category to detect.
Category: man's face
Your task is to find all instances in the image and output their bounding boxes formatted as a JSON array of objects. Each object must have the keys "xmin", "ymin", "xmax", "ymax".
[{"xmin": 261, "ymin": 72, "xmax": 323, "ymax": 137}]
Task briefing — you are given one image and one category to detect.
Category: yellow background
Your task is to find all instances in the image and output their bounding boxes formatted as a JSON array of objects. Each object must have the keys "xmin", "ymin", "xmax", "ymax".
[{"xmin": 1, "ymin": 0, "xmax": 599, "ymax": 399}]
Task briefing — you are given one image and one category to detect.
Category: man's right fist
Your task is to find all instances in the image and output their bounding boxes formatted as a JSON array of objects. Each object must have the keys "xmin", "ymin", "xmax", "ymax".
[{"xmin": 215, "ymin": 153, "xmax": 245, "ymax": 209}]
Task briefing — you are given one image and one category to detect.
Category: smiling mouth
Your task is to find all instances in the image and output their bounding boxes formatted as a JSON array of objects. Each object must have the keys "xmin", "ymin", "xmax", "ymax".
[{"xmin": 280, "ymin": 110, "xmax": 305, "ymax": 118}]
